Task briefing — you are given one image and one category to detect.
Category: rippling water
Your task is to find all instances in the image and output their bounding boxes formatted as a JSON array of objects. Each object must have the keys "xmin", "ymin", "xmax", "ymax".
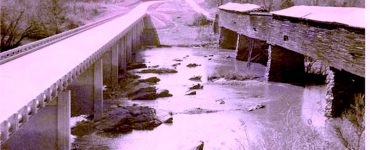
[{"xmin": 72, "ymin": 47, "xmax": 345, "ymax": 150}]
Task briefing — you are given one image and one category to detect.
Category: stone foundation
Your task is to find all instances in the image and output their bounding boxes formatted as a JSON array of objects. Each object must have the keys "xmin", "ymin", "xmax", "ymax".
[{"xmin": 325, "ymin": 68, "xmax": 365, "ymax": 118}]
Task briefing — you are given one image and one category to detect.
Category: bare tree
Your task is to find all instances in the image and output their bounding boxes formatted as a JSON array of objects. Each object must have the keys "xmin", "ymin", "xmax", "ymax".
[{"xmin": 0, "ymin": 1, "xmax": 34, "ymax": 52}]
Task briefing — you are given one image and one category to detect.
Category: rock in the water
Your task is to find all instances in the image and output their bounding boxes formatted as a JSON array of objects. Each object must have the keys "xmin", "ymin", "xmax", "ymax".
[
  {"xmin": 137, "ymin": 68, "xmax": 178, "ymax": 74},
  {"xmin": 195, "ymin": 141, "xmax": 204, "ymax": 150},
  {"xmin": 157, "ymin": 89, "xmax": 173, "ymax": 98},
  {"xmin": 173, "ymin": 58, "xmax": 183, "ymax": 62},
  {"xmin": 163, "ymin": 117, "xmax": 173, "ymax": 124},
  {"xmin": 187, "ymin": 63, "xmax": 201, "ymax": 68},
  {"xmin": 172, "ymin": 63, "xmax": 181, "ymax": 67},
  {"xmin": 184, "ymin": 108, "xmax": 218, "ymax": 114},
  {"xmin": 127, "ymin": 63, "xmax": 147, "ymax": 70},
  {"xmin": 127, "ymin": 83, "xmax": 157, "ymax": 98},
  {"xmin": 215, "ymin": 99, "xmax": 225, "ymax": 104},
  {"xmin": 248, "ymin": 104, "xmax": 265, "ymax": 111},
  {"xmin": 71, "ymin": 120, "xmax": 95, "ymax": 137},
  {"xmin": 131, "ymin": 91, "xmax": 158, "ymax": 100},
  {"xmin": 208, "ymin": 72, "xmax": 258, "ymax": 81},
  {"xmin": 189, "ymin": 76, "xmax": 202, "ymax": 81},
  {"xmin": 97, "ymin": 106, "xmax": 162, "ymax": 134},
  {"xmin": 186, "ymin": 91, "xmax": 197, "ymax": 95},
  {"xmin": 149, "ymin": 65, "xmax": 159, "ymax": 68},
  {"xmin": 139, "ymin": 77, "xmax": 160, "ymax": 84},
  {"xmin": 189, "ymin": 83, "xmax": 203, "ymax": 90}
]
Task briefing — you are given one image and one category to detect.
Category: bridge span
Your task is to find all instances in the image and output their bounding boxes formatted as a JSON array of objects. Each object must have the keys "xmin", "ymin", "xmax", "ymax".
[{"xmin": 0, "ymin": 2, "xmax": 161, "ymax": 149}]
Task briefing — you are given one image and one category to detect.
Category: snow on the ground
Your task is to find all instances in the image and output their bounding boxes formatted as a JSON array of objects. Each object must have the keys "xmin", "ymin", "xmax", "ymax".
[
  {"xmin": 218, "ymin": 2, "xmax": 261, "ymax": 13},
  {"xmin": 271, "ymin": 6, "xmax": 365, "ymax": 29}
]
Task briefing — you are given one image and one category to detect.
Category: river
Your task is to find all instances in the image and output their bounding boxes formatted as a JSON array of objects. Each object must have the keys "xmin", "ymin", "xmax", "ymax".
[{"xmin": 71, "ymin": 47, "xmax": 346, "ymax": 150}]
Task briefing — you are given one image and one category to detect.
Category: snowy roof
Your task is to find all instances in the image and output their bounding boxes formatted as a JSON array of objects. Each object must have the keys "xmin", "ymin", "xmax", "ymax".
[
  {"xmin": 219, "ymin": 2, "xmax": 261, "ymax": 13},
  {"xmin": 271, "ymin": 6, "xmax": 365, "ymax": 29}
]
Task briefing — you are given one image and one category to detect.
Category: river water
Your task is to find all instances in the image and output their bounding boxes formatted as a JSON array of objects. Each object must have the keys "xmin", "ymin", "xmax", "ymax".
[{"xmin": 72, "ymin": 47, "xmax": 345, "ymax": 150}]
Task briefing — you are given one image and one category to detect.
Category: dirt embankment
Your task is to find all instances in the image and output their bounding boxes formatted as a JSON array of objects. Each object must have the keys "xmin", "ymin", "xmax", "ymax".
[{"xmin": 144, "ymin": 0, "xmax": 218, "ymax": 47}]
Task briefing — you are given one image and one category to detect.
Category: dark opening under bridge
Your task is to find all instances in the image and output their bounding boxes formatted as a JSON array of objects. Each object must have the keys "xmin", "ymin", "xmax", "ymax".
[{"xmin": 0, "ymin": 1, "xmax": 365, "ymax": 150}]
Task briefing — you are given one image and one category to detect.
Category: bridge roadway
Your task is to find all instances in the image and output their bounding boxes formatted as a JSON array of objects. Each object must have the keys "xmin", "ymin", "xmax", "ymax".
[{"xmin": 0, "ymin": 1, "xmax": 160, "ymax": 141}]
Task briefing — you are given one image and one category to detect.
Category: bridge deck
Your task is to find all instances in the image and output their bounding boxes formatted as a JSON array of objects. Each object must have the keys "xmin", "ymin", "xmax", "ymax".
[{"xmin": 0, "ymin": 2, "xmax": 156, "ymax": 123}]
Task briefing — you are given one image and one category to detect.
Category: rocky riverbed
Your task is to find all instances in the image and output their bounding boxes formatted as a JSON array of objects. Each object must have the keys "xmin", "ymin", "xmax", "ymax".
[{"xmin": 71, "ymin": 47, "xmax": 348, "ymax": 150}]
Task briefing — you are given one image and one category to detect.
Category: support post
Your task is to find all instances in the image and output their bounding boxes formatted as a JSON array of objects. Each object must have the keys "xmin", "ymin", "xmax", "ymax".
[
  {"xmin": 126, "ymin": 35, "xmax": 133, "ymax": 63},
  {"xmin": 94, "ymin": 59, "xmax": 103, "ymax": 120},
  {"xmin": 103, "ymin": 50, "xmax": 112, "ymax": 86},
  {"xmin": 57, "ymin": 90, "xmax": 71, "ymax": 150},
  {"xmin": 111, "ymin": 45, "xmax": 119, "ymax": 86},
  {"xmin": 119, "ymin": 38, "xmax": 127, "ymax": 73}
]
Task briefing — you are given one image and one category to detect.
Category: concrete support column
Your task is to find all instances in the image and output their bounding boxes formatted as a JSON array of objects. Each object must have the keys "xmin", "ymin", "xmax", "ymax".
[
  {"xmin": 93, "ymin": 59, "xmax": 103, "ymax": 120},
  {"xmin": 111, "ymin": 44, "xmax": 119, "ymax": 86},
  {"xmin": 219, "ymin": 27, "xmax": 237, "ymax": 49},
  {"xmin": 126, "ymin": 35, "xmax": 133, "ymax": 63},
  {"xmin": 69, "ymin": 59, "xmax": 103, "ymax": 119},
  {"xmin": 267, "ymin": 45, "xmax": 305, "ymax": 85},
  {"xmin": 57, "ymin": 91, "xmax": 71, "ymax": 150},
  {"xmin": 103, "ymin": 50, "xmax": 112, "ymax": 86},
  {"xmin": 70, "ymin": 65, "xmax": 95, "ymax": 116},
  {"xmin": 119, "ymin": 38, "xmax": 127, "ymax": 73},
  {"xmin": 132, "ymin": 28, "xmax": 137, "ymax": 52},
  {"xmin": 325, "ymin": 68, "xmax": 365, "ymax": 117}
]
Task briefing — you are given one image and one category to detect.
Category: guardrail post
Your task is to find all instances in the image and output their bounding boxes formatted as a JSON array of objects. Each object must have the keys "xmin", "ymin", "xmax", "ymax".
[
  {"xmin": 57, "ymin": 90, "xmax": 71, "ymax": 150},
  {"xmin": 94, "ymin": 59, "xmax": 103, "ymax": 120}
]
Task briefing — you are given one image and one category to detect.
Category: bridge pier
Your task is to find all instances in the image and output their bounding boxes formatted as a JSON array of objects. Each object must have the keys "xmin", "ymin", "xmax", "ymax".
[
  {"xmin": 103, "ymin": 50, "xmax": 113, "ymax": 86},
  {"xmin": 118, "ymin": 38, "xmax": 127, "ymax": 73},
  {"xmin": 112, "ymin": 45, "xmax": 119, "ymax": 86},
  {"xmin": 69, "ymin": 60, "xmax": 103, "ymax": 120},
  {"xmin": 267, "ymin": 45, "xmax": 305, "ymax": 85},
  {"xmin": 125, "ymin": 33, "xmax": 133, "ymax": 63},
  {"xmin": 102, "ymin": 45, "xmax": 121, "ymax": 87},
  {"xmin": 2, "ymin": 91, "xmax": 71, "ymax": 150}
]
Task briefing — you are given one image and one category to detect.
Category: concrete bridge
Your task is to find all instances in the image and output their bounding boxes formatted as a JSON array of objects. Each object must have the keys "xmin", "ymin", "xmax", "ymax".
[
  {"xmin": 0, "ymin": 2, "xmax": 161, "ymax": 149},
  {"xmin": 217, "ymin": 3, "xmax": 365, "ymax": 117}
]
